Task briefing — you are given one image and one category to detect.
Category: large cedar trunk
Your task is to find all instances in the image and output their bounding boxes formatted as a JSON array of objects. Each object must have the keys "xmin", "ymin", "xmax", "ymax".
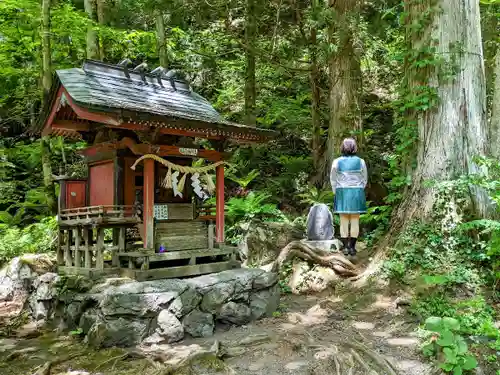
[
  {"xmin": 244, "ymin": 0, "xmax": 257, "ymax": 126},
  {"xmin": 491, "ymin": 48, "xmax": 500, "ymax": 159},
  {"xmin": 85, "ymin": 0, "xmax": 99, "ymax": 60},
  {"xmin": 41, "ymin": 0, "xmax": 57, "ymax": 214},
  {"xmin": 324, "ymin": 0, "xmax": 362, "ymax": 177},
  {"xmin": 394, "ymin": 0, "xmax": 491, "ymax": 226}
]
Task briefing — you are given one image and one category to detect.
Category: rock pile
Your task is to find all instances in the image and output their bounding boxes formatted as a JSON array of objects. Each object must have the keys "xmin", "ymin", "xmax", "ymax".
[
  {"xmin": 61, "ymin": 268, "xmax": 280, "ymax": 348},
  {"xmin": 0, "ymin": 255, "xmax": 59, "ymax": 328}
]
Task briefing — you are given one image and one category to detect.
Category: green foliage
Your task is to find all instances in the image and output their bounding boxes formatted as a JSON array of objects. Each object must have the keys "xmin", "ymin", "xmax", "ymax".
[
  {"xmin": 224, "ymin": 192, "xmax": 286, "ymax": 244},
  {"xmin": 422, "ymin": 317, "xmax": 478, "ymax": 374},
  {"xmin": 0, "ymin": 217, "xmax": 57, "ymax": 265},
  {"xmin": 297, "ymin": 186, "xmax": 334, "ymax": 206}
]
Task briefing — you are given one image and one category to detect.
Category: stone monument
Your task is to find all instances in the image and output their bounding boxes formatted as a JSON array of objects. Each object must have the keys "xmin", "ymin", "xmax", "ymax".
[{"xmin": 304, "ymin": 203, "xmax": 339, "ymax": 251}]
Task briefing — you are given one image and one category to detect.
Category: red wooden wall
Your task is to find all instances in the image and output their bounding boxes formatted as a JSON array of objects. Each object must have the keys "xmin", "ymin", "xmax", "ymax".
[
  {"xmin": 64, "ymin": 181, "xmax": 87, "ymax": 209},
  {"xmin": 89, "ymin": 161, "xmax": 115, "ymax": 206}
]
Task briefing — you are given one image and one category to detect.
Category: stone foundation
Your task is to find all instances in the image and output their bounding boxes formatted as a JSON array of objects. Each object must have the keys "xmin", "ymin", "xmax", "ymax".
[{"xmin": 61, "ymin": 268, "xmax": 280, "ymax": 348}]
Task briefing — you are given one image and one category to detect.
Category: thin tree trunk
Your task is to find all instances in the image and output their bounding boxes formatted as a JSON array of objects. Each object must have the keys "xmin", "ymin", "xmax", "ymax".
[
  {"xmin": 41, "ymin": 0, "xmax": 57, "ymax": 214},
  {"xmin": 96, "ymin": 0, "xmax": 106, "ymax": 60},
  {"xmin": 244, "ymin": 0, "xmax": 257, "ymax": 126},
  {"xmin": 41, "ymin": 0, "xmax": 51, "ymax": 99},
  {"xmin": 491, "ymin": 48, "xmax": 500, "ymax": 159},
  {"xmin": 394, "ymin": 0, "xmax": 491, "ymax": 225},
  {"xmin": 84, "ymin": 0, "xmax": 99, "ymax": 60},
  {"xmin": 324, "ymin": 0, "xmax": 362, "ymax": 177},
  {"xmin": 156, "ymin": 12, "xmax": 168, "ymax": 68},
  {"xmin": 310, "ymin": 27, "xmax": 322, "ymax": 177}
]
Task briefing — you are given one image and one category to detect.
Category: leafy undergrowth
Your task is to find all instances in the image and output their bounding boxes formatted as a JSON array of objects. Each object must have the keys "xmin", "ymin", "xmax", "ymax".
[
  {"xmin": 0, "ymin": 216, "xmax": 57, "ymax": 266},
  {"xmin": 382, "ymin": 160, "xmax": 500, "ymax": 374}
]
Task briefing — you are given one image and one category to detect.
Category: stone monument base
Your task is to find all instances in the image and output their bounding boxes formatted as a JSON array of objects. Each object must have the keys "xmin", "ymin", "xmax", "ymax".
[{"xmin": 301, "ymin": 238, "xmax": 342, "ymax": 252}]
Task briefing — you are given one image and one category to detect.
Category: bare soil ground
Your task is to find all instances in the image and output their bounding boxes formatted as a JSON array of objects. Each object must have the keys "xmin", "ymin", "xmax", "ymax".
[{"xmin": 0, "ymin": 284, "xmax": 431, "ymax": 375}]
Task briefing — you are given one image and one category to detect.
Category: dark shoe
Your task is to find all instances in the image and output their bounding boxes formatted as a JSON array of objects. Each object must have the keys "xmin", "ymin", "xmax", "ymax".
[
  {"xmin": 348, "ymin": 238, "xmax": 357, "ymax": 256},
  {"xmin": 341, "ymin": 237, "xmax": 349, "ymax": 255}
]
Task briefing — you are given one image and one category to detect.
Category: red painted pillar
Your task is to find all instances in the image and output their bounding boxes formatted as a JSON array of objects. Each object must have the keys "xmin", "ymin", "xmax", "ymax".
[
  {"xmin": 215, "ymin": 164, "xmax": 225, "ymax": 243},
  {"xmin": 143, "ymin": 159, "xmax": 155, "ymax": 249}
]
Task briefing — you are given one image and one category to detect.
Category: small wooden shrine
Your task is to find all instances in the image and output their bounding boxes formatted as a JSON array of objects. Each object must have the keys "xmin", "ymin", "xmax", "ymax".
[{"xmin": 38, "ymin": 60, "xmax": 276, "ymax": 280}]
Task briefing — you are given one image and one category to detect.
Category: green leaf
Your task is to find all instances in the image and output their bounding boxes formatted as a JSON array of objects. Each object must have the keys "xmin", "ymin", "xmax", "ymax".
[
  {"xmin": 443, "ymin": 347, "xmax": 458, "ymax": 364},
  {"xmin": 442, "ymin": 317, "xmax": 460, "ymax": 331},
  {"xmin": 453, "ymin": 366, "xmax": 463, "ymax": 375},
  {"xmin": 462, "ymin": 355, "xmax": 478, "ymax": 370},
  {"xmin": 455, "ymin": 337, "xmax": 468, "ymax": 354},
  {"xmin": 425, "ymin": 316, "xmax": 443, "ymax": 331},
  {"xmin": 440, "ymin": 363, "xmax": 454, "ymax": 371},
  {"xmin": 422, "ymin": 342, "xmax": 435, "ymax": 357},
  {"xmin": 437, "ymin": 330, "xmax": 454, "ymax": 346}
]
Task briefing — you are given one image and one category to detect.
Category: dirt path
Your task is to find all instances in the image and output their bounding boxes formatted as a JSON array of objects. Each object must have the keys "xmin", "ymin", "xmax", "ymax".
[
  {"xmin": 185, "ymin": 286, "xmax": 431, "ymax": 375},
  {"xmin": 0, "ymin": 283, "xmax": 431, "ymax": 375}
]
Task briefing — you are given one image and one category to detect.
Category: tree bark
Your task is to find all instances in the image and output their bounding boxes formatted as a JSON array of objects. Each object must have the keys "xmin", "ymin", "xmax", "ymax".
[
  {"xmin": 491, "ymin": 48, "xmax": 500, "ymax": 159},
  {"xmin": 84, "ymin": 0, "xmax": 99, "ymax": 60},
  {"xmin": 244, "ymin": 0, "xmax": 257, "ymax": 126},
  {"xmin": 156, "ymin": 12, "xmax": 168, "ymax": 68},
  {"xmin": 394, "ymin": 0, "xmax": 492, "ymax": 225},
  {"xmin": 310, "ymin": 27, "xmax": 322, "ymax": 177},
  {"xmin": 96, "ymin": 0, "xmax": 106, "ymax": 60},
  {"xmin": 324, "ymin": 0, "xmax": 362, "ymax": 177},
  {"xmin": 41, "ymin": 0, "xmax": 57, "ymax": 215}
]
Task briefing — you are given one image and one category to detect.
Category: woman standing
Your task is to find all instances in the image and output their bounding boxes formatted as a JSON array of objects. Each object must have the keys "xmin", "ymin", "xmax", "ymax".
[{"xmin": 330, "ymin": 138, "xmax": 367, "ymax": 256}]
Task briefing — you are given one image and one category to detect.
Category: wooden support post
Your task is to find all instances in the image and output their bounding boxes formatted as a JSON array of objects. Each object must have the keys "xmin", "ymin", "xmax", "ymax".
[
  {"xmin": 208, "ymin": 222, "xmax": 214, "ymax": 249},
  {"xmin": 215, "ymin": 164, "xmax": 225, "ymax": 243},
  {"xmin": 141, "ymin": 256, "xmax": 150, "ymax": 270},
  {"xmin": 143, "ymin": 158, "xmax": 155, "ymax": 249},
  {"xmin": 96, "ymin": 228, "xmax": 105, "ymax": 270},
  {"xmin": 118, "ymin": 227, "xmax": 126, "ymax": 251},
  {"xmin": 65, "ymin": 230, "xmax": 73, "ymax": 267},
  {"xmin": 84, "ymin": 229, "xmax": 92, "ymax": 268},
  {"xmin": 57, "ymin": 230, "xmax": 64, "ymax": 265},
  {"xmin": 74, "ymin": 228, "xmax": 81, "ymax": 268}
]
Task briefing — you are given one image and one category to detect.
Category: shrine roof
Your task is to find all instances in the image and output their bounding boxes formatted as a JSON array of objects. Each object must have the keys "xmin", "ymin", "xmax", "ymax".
[{"xmin": 38, "ymin": 60, "xmax": 277, "ymax": 142}]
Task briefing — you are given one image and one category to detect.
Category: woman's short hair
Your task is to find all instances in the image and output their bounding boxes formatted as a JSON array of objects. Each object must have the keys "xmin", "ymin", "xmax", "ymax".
[{"xmin": 341, "ymin": 138, "xmax": 357, "ymax": 155}]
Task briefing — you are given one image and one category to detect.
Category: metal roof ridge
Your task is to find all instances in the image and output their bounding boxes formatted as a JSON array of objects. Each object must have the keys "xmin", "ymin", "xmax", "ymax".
[{"xmin": 82, "ymin": 60, "xmax": 192, "ymax": 92}]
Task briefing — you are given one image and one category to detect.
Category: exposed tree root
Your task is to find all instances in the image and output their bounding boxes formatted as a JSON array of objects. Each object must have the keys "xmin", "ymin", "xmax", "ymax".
[
  {"xmin": 344, "ymin": 341, "xmax": 399, "ymax": 375},
  {"xmin": 262, "ymin": 240, "xmax": 359, "ymax": 277},
  {"xmin": 31, "ymin": 352, "xmax": 86, "ymax": 375}
]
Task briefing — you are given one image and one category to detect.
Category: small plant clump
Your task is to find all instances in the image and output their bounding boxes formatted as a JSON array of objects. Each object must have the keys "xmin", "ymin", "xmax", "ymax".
[{"xmin": 422, "ymin": 317, "xmax": 478, "ymax": 374}]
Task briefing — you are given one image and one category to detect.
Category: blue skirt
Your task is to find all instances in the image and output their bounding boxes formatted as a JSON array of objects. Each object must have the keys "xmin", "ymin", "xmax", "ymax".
[{"xmin": 334, "ymin": 188, "xmax": 367, "ymax": 214}]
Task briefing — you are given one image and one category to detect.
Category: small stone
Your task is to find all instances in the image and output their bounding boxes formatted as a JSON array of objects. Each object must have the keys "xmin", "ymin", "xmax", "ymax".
[
  {"xmin": 253, "ymin": 272, "xmax": 278, "ymax": 290},
  {"xmin": 168, "ymin": 287, "xmax": 201, "ymax": 318},
  {"xmin": 87, "ymin": 317, "xmax": 149, "ymax": 348},
  {"xmin": 249, "ymin": 284, "xmax": 280, "ymax": 319},
  {"xmin": 218, "ymin": 302, "xmax": 251, "ymax": 325},
  {"xmin": 285, "ymin": 361, "xmax": 309, "ymax": 370},
  {"xmin": 386, "ymin": 337, "xmax": 419, "ymax": 347},
  {"xmin": 199, "ymin": 282, "xmax": 235, "ymax": 313},
  {"xmin": 183, "ymin": 309, "xmax": 214, "ymax": 338},
  {"xmin": 155, "ymin": 310, "xmax": 184, "ymax": 343},
  {"xmin": 352, "ymin": 321, "xmax": 375, "ymax": 330}
]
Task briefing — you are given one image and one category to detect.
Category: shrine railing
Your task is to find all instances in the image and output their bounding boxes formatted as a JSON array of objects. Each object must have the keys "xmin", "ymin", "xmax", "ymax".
[
  {"xmin": 196, "ymin": 204, "xmax": 216, "ymax": 220},
  {"xmin": 59, "ymin": 205, "xmax": 140, "ymax": 226}
]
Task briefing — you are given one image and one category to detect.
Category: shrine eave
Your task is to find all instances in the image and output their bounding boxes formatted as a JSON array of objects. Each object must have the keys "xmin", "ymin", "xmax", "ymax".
[{"xmin": 36, "ymin": 60, "xmax": 278, "ymax": 143}]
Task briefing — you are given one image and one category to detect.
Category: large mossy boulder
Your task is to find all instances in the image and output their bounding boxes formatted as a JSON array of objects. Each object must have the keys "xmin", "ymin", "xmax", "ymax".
[{"xmin": 238, "ymin": 222, "xmax": 304, "ymax": 267}]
